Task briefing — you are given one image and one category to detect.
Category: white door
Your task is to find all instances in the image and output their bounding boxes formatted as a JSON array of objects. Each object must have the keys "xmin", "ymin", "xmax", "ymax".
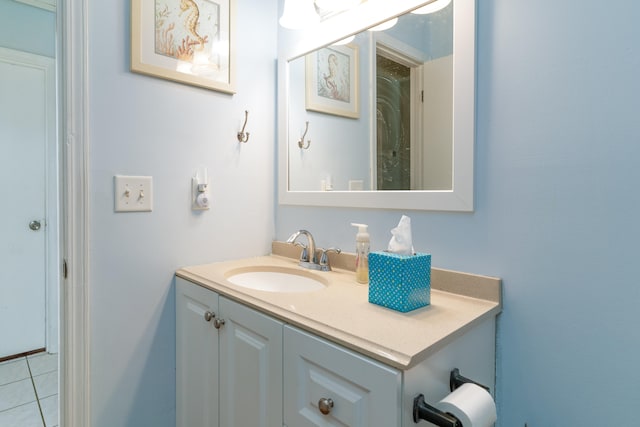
[{"xmin": 0, "ymin": 47, "xmax": 55, "ymax": 359}]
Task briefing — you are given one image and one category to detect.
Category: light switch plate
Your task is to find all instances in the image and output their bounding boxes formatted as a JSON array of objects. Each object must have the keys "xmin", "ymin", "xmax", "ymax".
[{"xmin": 114, "ymin": 175, "xmax": 153, "ymax": 212}]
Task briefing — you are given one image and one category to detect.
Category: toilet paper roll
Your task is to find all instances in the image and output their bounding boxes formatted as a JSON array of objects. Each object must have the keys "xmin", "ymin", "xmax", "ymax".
[{"xmin": 435, "ymin": 383, "xmax": 497, "ymax": 427}]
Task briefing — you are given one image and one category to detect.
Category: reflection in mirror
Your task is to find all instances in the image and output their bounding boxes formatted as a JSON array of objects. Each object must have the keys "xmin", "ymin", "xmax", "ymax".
[
  {"xmin": 279, "ymin": 0, "xmax": 475, "ymax": 211},
  {"xmin": 287, "ymin": 3, "xmax": 453, "ymax": 192}
]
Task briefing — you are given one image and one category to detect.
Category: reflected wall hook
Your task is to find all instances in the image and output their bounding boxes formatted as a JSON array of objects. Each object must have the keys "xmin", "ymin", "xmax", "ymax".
[
  {"xmin": 298, "ymin": 121, "xmax": 311, "ymax": 149},
  {"xmin": 237, "ymin": 110, "xmax": 250, "ymax": 143}
]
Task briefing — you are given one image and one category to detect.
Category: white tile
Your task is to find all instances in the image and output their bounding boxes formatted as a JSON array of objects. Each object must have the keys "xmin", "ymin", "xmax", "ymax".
[
  {"xmin": 0, "ymin": 358, "xmax": 30, "ymax": 386},
  {"xmin": 33, "ymin": 371, "xmax": 58, "ymax": 400},
  {"xmin": 39, "ymin": 394, "xmax": 58, "ymax": 427},
  {"xmin": 26, "ymin": 354, "xmax": 58, "ymax": 377},
  {"xmin": 0, "ymin": 401, "xmax": 44, "ymax": 427},
  {"xmin": 0, "ymin": 378, "xmax": 37, "ymax": 412}
]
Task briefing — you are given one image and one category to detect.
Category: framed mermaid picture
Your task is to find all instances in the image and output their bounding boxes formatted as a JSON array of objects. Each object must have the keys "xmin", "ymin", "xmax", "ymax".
[
  {"xmin": 131, "ymin": 0, "xmax": 236, "ymax": 94},
  {"xmin": 305, "ymin": 43, "xmax": 359, "ymax": 118}
]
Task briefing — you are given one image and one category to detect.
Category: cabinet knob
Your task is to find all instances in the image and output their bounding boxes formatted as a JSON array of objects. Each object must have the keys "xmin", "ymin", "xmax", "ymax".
[
  {"xmin": 204, "ymin": 311, "xmax": 215, "ymax": 322},
  {"xmin": 213, "ymin": 318, "xmax": 226, "ymax": 329},
  {"xmin": 318, "ymin": 397, "xmax": 334, "ymax": 415}
]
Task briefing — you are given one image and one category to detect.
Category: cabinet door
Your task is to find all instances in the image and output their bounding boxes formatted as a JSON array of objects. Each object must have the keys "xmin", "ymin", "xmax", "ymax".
[
  {"xmin": 219, "ymin": 296, "xmax": 284, "ymax": 427},
  {"xmin": 176, "ymin": 278, "xmax": 219, "ymax": 427},
  {"xmin": 284, "ymin": 326, "xmax": 401, "ymax": 427}
]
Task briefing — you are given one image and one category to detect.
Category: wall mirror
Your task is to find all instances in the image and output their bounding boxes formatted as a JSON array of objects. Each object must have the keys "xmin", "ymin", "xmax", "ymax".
[{"xmin": 278, "ymin": 0, "xmax": 476, "ymax": 211}]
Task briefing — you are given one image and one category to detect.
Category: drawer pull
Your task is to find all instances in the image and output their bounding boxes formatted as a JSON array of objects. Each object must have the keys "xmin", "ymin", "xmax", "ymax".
[
  {"xmin": 318, "ymin": 397, "xmax": 334, "ymax": 415},
  {"xmin": 214, "ymin": 318, "xmax": 226, "ymax": 329},
  {"xmin": 204, "ymin": 311, "xmax": 215, "ymax": 322}
]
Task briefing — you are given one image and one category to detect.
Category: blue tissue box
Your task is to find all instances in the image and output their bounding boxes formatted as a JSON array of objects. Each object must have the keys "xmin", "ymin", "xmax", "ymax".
[{"xmin": 368, "ymin": 251, "xmax": 431, "ymax": 313}]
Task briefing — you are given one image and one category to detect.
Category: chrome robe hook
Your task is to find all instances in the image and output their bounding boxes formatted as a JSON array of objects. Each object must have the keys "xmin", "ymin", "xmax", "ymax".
[
  {"xmin": 298, "ymin": 121, "xmax": 311, "ymax": 149},
  {"xmin": 237, "ymin": 110, "xmax": 250, "ymax": 143}
]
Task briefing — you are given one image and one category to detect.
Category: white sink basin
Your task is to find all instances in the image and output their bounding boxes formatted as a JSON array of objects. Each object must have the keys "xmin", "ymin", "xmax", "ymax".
[{"xmin": 225, "ymin": 266, "xmax": 327, "ymax": 293}]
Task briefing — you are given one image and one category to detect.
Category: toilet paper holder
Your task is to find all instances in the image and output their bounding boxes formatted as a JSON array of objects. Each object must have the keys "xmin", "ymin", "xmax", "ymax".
[
  {"xmin": 412, "ymin": 368, "xmax": 490, "ymax": 426},
  {"xmin": 449, "ymin": 368, "xmax": 490, "ymax": 394}
]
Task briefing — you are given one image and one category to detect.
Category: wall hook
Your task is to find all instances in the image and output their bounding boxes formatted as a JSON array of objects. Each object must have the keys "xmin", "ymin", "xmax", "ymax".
[
  {"xmin": 298, "ymin": 121, "xmax": 311, "ymax": 149},
  {"xmin": 237, "ymin": 110, "xmax": 250, "ymax": 143}
]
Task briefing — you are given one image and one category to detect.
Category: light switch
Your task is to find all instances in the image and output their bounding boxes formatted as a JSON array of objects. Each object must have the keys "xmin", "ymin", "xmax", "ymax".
[{"xmin": 114, "ymin": 175, "xmax": 153, "ymax": 212}]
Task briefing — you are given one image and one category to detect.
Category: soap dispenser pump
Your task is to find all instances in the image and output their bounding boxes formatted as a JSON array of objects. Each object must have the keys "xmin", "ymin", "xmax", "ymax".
[{"xmin": 351, "ymin": 223, "xmax": 370, "ymax": 284}]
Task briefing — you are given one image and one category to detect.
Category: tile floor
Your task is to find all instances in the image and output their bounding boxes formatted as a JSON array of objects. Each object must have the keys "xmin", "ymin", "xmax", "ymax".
[{"xmin": 0, "ymin": 353, "xmax": 58, "ymax": 427}]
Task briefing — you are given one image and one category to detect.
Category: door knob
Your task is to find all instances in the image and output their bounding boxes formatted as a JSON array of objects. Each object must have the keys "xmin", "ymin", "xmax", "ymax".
[
  {"xmin": 29, "ymin": 220, "xmax": 41, "ymax": 231},
  {"xmin": 213, "ymin": 318, "xmax": 225, "ymax": 329},
  {"xmin": 204, "ymin": 311, "xmax": 215, "ymax": 322}
]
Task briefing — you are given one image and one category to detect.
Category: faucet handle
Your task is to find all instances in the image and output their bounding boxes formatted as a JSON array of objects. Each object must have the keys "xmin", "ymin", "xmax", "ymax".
[
  {"xmin": 300, "ymin": 246, "xmax": 309, "ymax": 262},
  {"xmin": 291, "ymin": 242, "xmax": 309, "ymax": 262},
  {"xmin": 319, "ymin": 248, "xmax": 341, "ymax": 267}
]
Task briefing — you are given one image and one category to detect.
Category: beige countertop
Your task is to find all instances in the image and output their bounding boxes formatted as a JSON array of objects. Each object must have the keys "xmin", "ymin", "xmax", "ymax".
[{"xmin": 176, "ymin": 243, "xmax": 501, "ymax": 370}]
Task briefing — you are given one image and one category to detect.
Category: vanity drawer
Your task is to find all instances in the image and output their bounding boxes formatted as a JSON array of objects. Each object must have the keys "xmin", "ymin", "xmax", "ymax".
[{"xmin": 284, "ymin": 325, "xmax": 401, "ymax": 427}]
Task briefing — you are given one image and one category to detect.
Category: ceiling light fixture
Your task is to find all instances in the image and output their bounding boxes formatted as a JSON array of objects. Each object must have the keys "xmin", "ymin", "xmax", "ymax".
[
  {"xmin": 315, "ymin": 0, "xmax": 361, "ymax": 10},
  {"xmin": 368, "ymin": 17, "xmax": 398, "ymax": 32},
  {"xmin": 279, "ymin": 0, "xmax": 320, "ymax": 29},
  {"xmin": 279, "ymin": 0, "xmax": 367, "ymax": 29},
  {"xmin": 332, "ymin": 35, "xmax": 356, "ymax": 45}
]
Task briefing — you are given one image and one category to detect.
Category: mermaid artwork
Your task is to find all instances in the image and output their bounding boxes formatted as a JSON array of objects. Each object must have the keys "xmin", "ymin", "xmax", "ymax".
[{"xmin": 318, "ymin": 52, "xmax": 350, "ymax": 102}]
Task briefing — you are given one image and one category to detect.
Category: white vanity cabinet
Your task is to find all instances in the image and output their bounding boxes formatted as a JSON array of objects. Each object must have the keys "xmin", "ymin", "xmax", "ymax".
[
  {"xmin": 284, "ymin": 325, "xmax": 402, "ymax": 427},
  {"xmin": 176, "ymin": 277, "xmax": 284, "ymax": 427},
  {"xmin": 176, "ymin": 254, "xmax": 501, "ymax": 427}
]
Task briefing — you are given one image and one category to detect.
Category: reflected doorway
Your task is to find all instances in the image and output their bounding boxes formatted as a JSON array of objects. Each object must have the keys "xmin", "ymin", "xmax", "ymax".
[
  {"xmin": 376, "ymin": 53, "xmax": 412, "ymax": 190},
  {"xmin": 374, "ymin": 37, "xmax": 454, "ymax": 191}
]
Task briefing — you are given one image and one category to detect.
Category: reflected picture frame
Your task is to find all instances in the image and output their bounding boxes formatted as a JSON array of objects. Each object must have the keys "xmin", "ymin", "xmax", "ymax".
[
  {"xmin": 131, "ymin": 0, "xmax": 236, "ymax": 94},
  {"xmin": 305, "ymin": 44, "xmax": 359, "ymax": 118}
]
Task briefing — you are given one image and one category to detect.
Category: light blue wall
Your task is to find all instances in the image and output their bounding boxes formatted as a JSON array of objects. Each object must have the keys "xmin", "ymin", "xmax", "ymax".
[
  {"xmin": 276, "ymin": 0, "xmax": 640, "ymax": 425},
  {"xmin": 0, "ymin": 0, "xmax": 55, "ymax": 57},
  {"xmin": 85, "ymin": 0, "xmax": 639, "ymax": 424},
  {"xmin": 87, "ymin": 0, "xmax": 278, "ymax": 425}
]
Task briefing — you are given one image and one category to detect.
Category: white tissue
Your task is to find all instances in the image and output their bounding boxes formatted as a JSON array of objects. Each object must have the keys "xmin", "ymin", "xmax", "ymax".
[
  {"xmin": 387, "ymin": 215, "xmax": 414, "ymax": 255},
  {"xmin": 435, "ymin": 383, "xmax": 497, "ymax": 427}
]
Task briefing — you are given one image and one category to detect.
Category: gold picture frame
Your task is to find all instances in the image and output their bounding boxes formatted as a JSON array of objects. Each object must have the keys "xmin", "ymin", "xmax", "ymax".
[
  {"xmin": 305, "ymin": 44, "xmax": 359, "ymax": 118},
  {"xmin": 131, "ymin": 0, "xmax": 236, "ymax": 94}
]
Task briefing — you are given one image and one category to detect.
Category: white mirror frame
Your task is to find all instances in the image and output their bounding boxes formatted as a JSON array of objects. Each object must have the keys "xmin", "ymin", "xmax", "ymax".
[{"xmin": 278, "ymin": 0, "xmax": 476, "ymax": 211}]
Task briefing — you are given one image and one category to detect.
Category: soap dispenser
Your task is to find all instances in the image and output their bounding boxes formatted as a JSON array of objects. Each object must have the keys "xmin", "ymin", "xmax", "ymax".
[{"xmin": 351, "ymin": 223, "xmax": 370, "ymax": 284}]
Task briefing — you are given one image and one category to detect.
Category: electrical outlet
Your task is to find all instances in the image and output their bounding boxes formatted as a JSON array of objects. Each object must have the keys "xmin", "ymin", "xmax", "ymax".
[
  {"xmin": 114, "ymin": 175, "xmax": 153, "ymax": 212},
  {"xmin": 349, "ymin": 180, "xmax": 364, "ymax": 191}
]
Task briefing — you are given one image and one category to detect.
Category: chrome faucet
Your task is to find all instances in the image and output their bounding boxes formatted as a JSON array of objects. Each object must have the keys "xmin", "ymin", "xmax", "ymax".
[
  {"xmin": 286, "ymin": 230, "xmax": 340, "ymax": 271},
  {"xmin": 287, "ymin": 230, "xmax": 318, "ymax": 264}
]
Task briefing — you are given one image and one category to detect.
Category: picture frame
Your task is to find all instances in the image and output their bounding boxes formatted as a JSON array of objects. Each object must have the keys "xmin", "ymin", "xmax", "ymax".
[
  {"xmin": 131, "ymin": 0, "xmax": 236, "ymax": 94},
  {"xmin": 305, "ymin": 44, "xmax": 359, "ymax": 118}
]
